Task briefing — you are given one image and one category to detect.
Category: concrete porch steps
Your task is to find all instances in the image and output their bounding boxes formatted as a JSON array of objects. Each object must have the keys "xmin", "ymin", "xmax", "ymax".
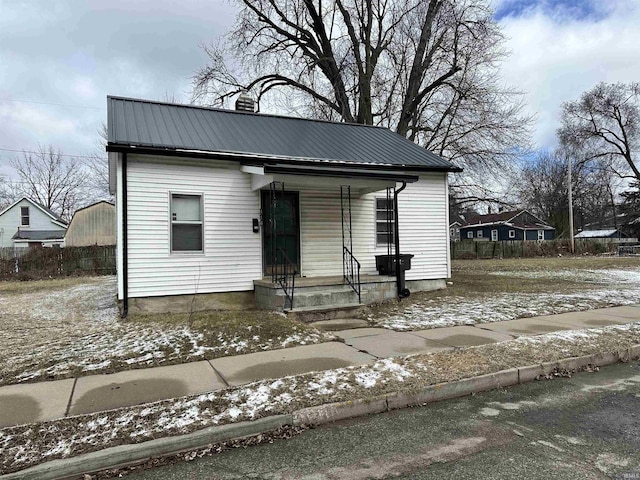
[
  {"xmin": 254, "ymin": 275, "xmax": 398, "ymax": 312},
  {"xmin": 286, "ymin": 303, "xmax": 364, "ymax": 322},
  {"xmin": 278, "ymin": 286, "xmax": 360, "ymax": 309}
]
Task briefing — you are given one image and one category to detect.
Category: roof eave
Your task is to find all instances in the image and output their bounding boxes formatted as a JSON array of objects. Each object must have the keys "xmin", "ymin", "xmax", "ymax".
[{"xmin": 106, "ymin": 143, "xmax": 463, "ymax": 173}]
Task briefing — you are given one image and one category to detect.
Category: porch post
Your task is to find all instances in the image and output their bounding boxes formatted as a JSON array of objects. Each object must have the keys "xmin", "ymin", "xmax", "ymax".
[{"xmin": 394, "ymin": 181, "xmax": 409, "ymax": 298}]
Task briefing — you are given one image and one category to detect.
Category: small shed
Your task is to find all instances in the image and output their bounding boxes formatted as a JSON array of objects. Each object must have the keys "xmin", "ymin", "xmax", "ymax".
[{"xmin": 65, "ymin": 201, "xmax": 116, "ymax": 247}]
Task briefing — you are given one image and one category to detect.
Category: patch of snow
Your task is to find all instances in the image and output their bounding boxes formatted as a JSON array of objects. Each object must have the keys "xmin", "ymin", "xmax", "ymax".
[
  {"xmin": 355, "ymin": 370, "xmax": 381, "ymax": 388},
  {"xmin": 372, "ymin": 267, "xmax": 640, "ymax": 331}
]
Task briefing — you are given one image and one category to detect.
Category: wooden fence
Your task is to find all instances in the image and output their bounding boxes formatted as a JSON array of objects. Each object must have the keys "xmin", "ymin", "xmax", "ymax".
[
  {"xmin": 450, "ymin": 238, "xmax": 637, "ymax": 260},
  {"xmin": 0, "ymin": 246, "xmax": 116, "ymax": 280}
]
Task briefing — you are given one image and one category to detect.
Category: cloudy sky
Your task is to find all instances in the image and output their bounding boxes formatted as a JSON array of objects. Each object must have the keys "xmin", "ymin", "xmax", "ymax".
[{"xmin": 0, "ymin": 0, "xmax": 638, "ymax": 179}]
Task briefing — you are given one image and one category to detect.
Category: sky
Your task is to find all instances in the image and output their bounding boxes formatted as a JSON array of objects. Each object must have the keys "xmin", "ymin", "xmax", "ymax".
[{"xmin": 0, "ymin": 0, "xmax": 639, "ymax": 179}]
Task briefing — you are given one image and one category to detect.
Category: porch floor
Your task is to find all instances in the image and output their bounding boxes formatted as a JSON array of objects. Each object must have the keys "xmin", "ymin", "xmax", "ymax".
[{"xmin": 254, "ymin": 274, "xmax": 396, "ymax": 288}]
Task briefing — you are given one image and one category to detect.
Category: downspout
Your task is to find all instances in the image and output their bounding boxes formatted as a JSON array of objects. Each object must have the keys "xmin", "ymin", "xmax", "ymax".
[
  {"xmin": 394, "ymin": 181, "xmax": 409, "ymax": 298},
  {"xmin": 121, "ymin": 152, "xmax": 129, "ymax": 318}
]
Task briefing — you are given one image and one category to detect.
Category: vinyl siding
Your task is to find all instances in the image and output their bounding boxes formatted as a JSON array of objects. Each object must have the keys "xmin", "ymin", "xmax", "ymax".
[
  {"xmin": 298, "ymin": 173, "xmax": 449, "ymax": 281},
  {"xmin": 122, "ymin": 155, "xmax": 449, "ymax": 299},
  {"xmin": 125, "ymin": 155, "xmax": 262, "ymax": 298}
]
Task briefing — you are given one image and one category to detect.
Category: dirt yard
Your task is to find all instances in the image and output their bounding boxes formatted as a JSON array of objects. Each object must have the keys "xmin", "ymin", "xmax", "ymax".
[
  {"xmin": 363, "ymin": 256, "xmax": 640, "ymax": 330},
  {"xmin": 0, "ymin": 277, "xmax": 331, "ymax": 387}
]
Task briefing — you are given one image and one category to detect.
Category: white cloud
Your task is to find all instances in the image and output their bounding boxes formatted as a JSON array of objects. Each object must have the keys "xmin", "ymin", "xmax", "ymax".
[
  {"xmin": 498, "ymin": 0, "xmax": 640, "ymax": 148},
  {"xmin": 0, "ymin": 0, "xmax": 235, "ymax": 175}
]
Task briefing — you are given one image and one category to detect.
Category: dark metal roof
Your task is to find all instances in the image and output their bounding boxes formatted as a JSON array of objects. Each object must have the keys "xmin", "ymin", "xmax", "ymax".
[
  {"xmin": 107, "ymin": 96, "xmax": 461, "ymax": 172},
  {"xmin": 12, "ymin": 229, "xmax": 66, "ymax": 241}
]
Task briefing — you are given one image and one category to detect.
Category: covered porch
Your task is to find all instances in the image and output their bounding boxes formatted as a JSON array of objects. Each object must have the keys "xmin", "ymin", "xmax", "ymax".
[{"xmin": 242, "ymin": 163, "xmax": 419, "ymax": 314}]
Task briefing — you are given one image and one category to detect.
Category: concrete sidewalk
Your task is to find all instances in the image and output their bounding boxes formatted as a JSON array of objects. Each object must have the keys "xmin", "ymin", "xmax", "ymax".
[{"xmin": 1, "ymin": 305, "xmax": 639, "ymax": 429}]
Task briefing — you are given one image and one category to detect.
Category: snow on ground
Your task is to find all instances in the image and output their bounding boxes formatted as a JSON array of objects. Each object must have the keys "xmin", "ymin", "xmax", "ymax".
[
  {"xmin": 371, "ymin": 268, "xmax": 640, "ymax": 331},
  {"xmin": 0, "ymin": 277, "xmax": 328, "ymax": 386},
  {"xmin": 2, "ymin": 321, "xmax": 639, "ymax": 475}
]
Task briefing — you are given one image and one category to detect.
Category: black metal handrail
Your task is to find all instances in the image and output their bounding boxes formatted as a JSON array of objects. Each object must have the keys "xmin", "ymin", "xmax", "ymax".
[
  {"xmin": 274, "ymin": 247, "xmax": 296, "ymax": 311},
  {"xmin": 343, "ymin": 246, "xmax": 361, "ymax": 303}
]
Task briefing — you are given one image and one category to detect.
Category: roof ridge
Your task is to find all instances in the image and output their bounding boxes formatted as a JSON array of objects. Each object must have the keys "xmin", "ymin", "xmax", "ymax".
[{"xmin": 107, "ymin": 95, "xmax": 390, "ymax": 130}]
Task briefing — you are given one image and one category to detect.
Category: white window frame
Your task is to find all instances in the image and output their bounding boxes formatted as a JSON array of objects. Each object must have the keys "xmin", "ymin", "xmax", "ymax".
[
  {"xmin": 169, "ymin": 192, "xmax": 204, "ymax": 254},
  {"xmin": 491, "ymin": 229, "xmax": 498, "ymax": 241},
  {"xmin": 509, "ymin": 230, "xmax": 515, "ymax": 239},
  {"xmin": 537, "ymin": 229, "xmax": 544, "ymax": 241},
  {"xmin": 467, "ymin": 231, "xmax": 473, "ymax": 239},
  {"xmin": 20, "ymin": 206, "xmax": 29, "ymax": 226},
  {"xmin": 477, "ymin": 230, "xmax": 483, "ymax": 238},
  {"xmin": 375, "ymin": 197, "xmax": 395, "ymax": 247}
]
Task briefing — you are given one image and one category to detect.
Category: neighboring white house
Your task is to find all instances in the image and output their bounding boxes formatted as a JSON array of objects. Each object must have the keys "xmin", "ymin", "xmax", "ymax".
[
  {"xmin": 0, "ymin": 197, "xmax": 67, "ymax": 249},
  {"xmin": 107, "ymin": 96, "xmax": 461, "ymax": 316}
]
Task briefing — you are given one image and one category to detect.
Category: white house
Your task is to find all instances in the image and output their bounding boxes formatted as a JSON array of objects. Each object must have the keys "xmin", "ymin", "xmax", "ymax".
[
  {"xmin": 0, "ymin": 197, "xmax": 67, "ymax": 249},
  {"xmin": 107, "ymin": 96, "xmax": 461, "ymax": 317}
]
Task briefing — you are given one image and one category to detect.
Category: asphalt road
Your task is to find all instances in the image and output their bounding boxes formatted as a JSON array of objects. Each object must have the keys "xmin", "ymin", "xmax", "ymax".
[{"xmin": 126, "ymin": 361, "xmax": 640, "ymax": 480}]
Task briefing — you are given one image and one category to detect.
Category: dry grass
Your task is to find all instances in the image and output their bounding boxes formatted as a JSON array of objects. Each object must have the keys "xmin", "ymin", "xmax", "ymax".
[
  {"xmin": 361, "ymin": 256, "xmax": 640, "ymax": 330},
  {"xmin": 2, "ymin": 322, "xmax": 639, "ymax": 475},
  {"xmin": 0, "ymin": 278, "xmax": 331, "ymax": 386}
]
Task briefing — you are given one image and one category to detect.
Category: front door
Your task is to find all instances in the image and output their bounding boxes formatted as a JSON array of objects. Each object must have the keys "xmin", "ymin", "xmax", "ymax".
[{"xmin": 261, "ymin": 190, "xmax": 300, "ymax": 275}]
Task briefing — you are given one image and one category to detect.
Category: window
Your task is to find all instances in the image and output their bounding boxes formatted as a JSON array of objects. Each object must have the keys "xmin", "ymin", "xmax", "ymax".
[
  {"xmin": 509, "ymin": 230, "xmax": 515, "ymax": 239},
  {"xmin": 537, "ymin": 229, "xmax": 544, "ymax": 241},
  {"xmin": 20, "ymin": 206, "xmax": 29, "ymax": 226},
  {"xmin": 467, "ymin": 231, "xmax": 473, "ymax": 239},
  {"xmin": 170, "ymin": 194, "xmax": 203, "ymax": 252},
  {"xmin": 375, "ymin": 198, "xmax": 395, "ymax": 246},
  {"xmin": 491, "ymin": 229, "xmax": 498, "ymax": 241},
  {"xmin": 477, "ymin": 230, "xmax": 483, "ymax": 238}
]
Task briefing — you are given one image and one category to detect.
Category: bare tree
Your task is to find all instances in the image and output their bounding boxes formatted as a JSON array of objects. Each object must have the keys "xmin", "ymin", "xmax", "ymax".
[
  {"xmin": 192, "ymin": 0, "xmax": 532, "ymax": 183},
  {"xmin": 9, "ymin": 145, "xmax": 88, "ymax": 221},
  {"xmin": 558, "ymin": 82, "xmax": 640, "ymax": 182},
  {"xmin": 81, "ymin": 124, "xmax": 114, "ymax": 203},
  {"xmin": 515, "ymin": 150, "xmax": 623, "ymax": 236}
]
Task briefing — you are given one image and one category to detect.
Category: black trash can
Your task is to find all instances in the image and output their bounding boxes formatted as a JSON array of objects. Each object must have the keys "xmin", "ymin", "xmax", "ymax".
[
  {"xmin": 375, "ymin": 253, "xmax": 414, "ymax": 298},
  {"xmin": 374, "ymin": 254, "xmax": 414, "ymax": 275}
]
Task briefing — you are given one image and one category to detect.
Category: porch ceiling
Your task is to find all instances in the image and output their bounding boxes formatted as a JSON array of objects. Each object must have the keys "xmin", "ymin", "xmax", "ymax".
[{"xmin": 243, "ymin": 164, "xmax": 419, "ymax": 194}]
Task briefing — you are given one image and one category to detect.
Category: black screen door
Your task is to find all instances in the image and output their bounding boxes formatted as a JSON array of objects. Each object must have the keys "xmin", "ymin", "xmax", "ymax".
[{"xmin": 261, "ymin": 190, "xmax": 300, "ymax": 275}]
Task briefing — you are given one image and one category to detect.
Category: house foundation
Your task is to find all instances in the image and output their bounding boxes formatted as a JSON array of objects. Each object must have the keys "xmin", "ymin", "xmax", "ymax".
[
  {"xmin": 124, "ymin": 291, "xmax": 255, "ymax": 316},
  {"xmin": 122, "ymin": 276, "xmax": 447, "ymax": 317}
]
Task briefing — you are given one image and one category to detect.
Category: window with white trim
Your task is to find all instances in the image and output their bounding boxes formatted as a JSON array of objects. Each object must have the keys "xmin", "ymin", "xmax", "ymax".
[
  {"xmin": 477, "ymin": 230, "xmax": 483, "ymax": 238},
  {"xmin": 467, "ymin": 231, "xmax": 473, "ymax": 239},
  {"xmin": 537, "ymin": 229, "xmax": 544, "ymax": 241},
  {"xmin": 509, "ymin": 230, "xmax": 515, "ymax": 239},
  {"xmin": 491, "ymin": 229, "xmax": 498, "ymax": 241},
  {"xmin": 171, "ymin": 194, "xmax": 203, "ymax": 252},
  {"xmin": 375, "ymin": 197, "xmax": 395, "ymax": 246},
  {"xmin": 20, "ymin": 206, "xmax": 29, "ymax": 226}
]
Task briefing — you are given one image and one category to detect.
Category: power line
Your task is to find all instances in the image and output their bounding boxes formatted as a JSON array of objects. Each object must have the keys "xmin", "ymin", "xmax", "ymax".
[
  {"xmin": 0, "ymin": 97, "xmax": 105, "ymax": 111},
  {"xmin": 0, "ymin": 148, "xmax": 106, "ymax": 160}
]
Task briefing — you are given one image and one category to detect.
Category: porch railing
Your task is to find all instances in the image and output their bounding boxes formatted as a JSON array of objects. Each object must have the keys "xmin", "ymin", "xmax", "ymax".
[
  {"xmin": 273, "ymin": 247, "xmax": 296, "ymax": 311},
  {"xmin": 343, "ymin": 246, "xmax": 361, "ymax": 303}
]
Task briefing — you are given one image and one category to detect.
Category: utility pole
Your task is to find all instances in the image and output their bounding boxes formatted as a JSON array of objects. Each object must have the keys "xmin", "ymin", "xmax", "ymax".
[{"xmin": 568, "ymin": 154, "xmax": 575, "ymax": 254}]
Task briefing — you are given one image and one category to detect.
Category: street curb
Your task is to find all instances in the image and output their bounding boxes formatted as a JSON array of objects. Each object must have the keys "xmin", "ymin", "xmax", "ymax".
[
  {"xmin": 0, "ymin": 415, "xmax": 293, "ymax": 480},
  {"xmin": 293, "ymin": 397, "xmax": 388, "ymax": 426},
  {"xmin": 386, "ymin": 369, "xmax": 519, "ymax": 410},
  {"xmin": 3, "ymin": 344, "xmax": 639, "ymax": 479}
]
